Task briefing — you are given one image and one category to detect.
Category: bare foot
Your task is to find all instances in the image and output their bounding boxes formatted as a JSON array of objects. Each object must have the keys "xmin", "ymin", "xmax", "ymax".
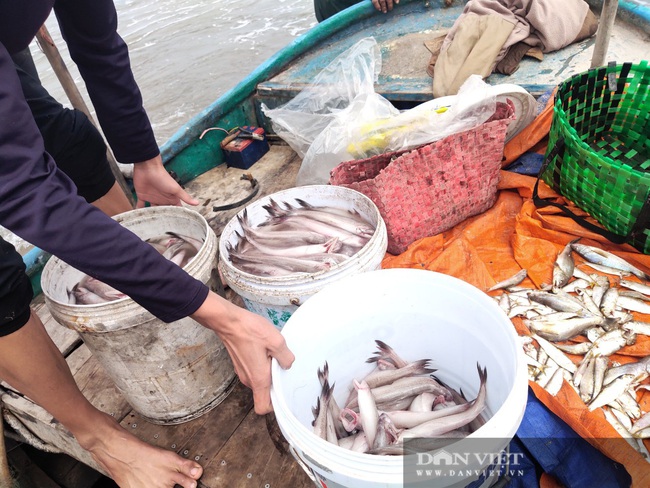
[{"xmin": 74, "ymin": 412, "xmax": 202, "ymax": 488}]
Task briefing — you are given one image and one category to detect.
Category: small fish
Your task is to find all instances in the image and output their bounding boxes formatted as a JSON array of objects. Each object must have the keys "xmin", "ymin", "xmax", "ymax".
[
  {"xmin": 525, "ymin": 315, "xmax": 605, "ymax": 342},
  {"xmin": 527, "ymin": 291, "xmax": 588, "ymax": 314},
  {"xmin": 372, "ymin": 413, "xmax": 400, "ymax": 450},
  {"xmin": 623, "ymin": 321, "xmax": 650, "ymax": 336},
  {"xmin": 591, "ymin": 356, "xmax": 609, "ymax": 401},
  {"xmin": 589, "ymin": 375, "xmax": 636, "ymax": 411},
  {"xmin": 531, "ymin": 334, "xmax": 577, "ymax": 374},
  {"xmin": 604, "ymin": 356, "xmax": 650, "ymax": 385},
  {"xmin": 553, "ymin": 240, "xmax": 577, "ymax": 289},
  {"xmin": 346, "ymin": 376, "xmax": 452, "ymax": 410},
  {"xmin": 366, "ymin": 340, "xmax": 409, "ymax": 368},
  {"xmin": 571, "ymin": 243, "xmax": 650, "ymax": 281},
  {"xmin": 398, "ymin": 364, "xmax": 487, "ymax": 441},
  {"xmin": 582, "ymin": 261, "xmax": 632, "ymax": 277},
  {"xmin": 355, "ymin": 380, "xmax": 379, "ymax": 448},
  {"xmin": 386, "ymin": 402, "xmax": 473, "ymax": 429},
  {"xmin": 408, "ymin": 392, "xmax": 437, "ymax": 412},
  {"xmin": 486, "ymin": 269, "xmax": 528, "ymax": 292},
  {"xmin": 542, "ymin": 366, "xmax": 566, "ymax": 396},
  {"xmin": 312, "ymin": 382, "xmax": 331, "ymax": 440},
  {"xmin": 69, "ymin": 284, "xmax": 107, "ymax": 305},
  {"xmin": 617, "ymin": 295, "xmax": 650, "ymax": 315},
  {"xmin": 361, "ymin": 359, "xmax": 435, "ymax": 390},
  {"xmin": 619, "ymin": 279, "xmax": 650, "ymax": 296},
  {"xmin": 552, "ymin": 341, "xmax": 594, "ymax": 355}
]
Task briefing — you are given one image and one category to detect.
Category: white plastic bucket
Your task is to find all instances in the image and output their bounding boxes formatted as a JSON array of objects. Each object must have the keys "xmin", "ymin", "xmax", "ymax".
[
  {"xmin": 218, "ymin": 185, "xmax": 388, "ymax": 329},
  {"xmin": 41, "ymin": 207, "xmax": 236, "ymax": 425},
  {"xmin": 271, "ymin": 268, "xmax": 528, "ymax": 488}
]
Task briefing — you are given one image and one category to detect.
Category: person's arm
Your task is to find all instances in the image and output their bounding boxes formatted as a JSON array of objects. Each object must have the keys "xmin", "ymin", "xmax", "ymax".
[
  {"xmin": 53, "ymin": 0, "xmax": 197, "ymax": 207},
  {"xmin": 1, "ymin": 45, "xmax": 293, "ymax": 412},
  {"xmin": 0, "ymin": 44, "xmax": 206, "ymax": 323}
]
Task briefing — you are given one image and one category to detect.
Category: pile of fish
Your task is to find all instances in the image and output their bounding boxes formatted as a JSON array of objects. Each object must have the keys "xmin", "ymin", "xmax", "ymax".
[
  {"xmin": 68, "ymin": 232, "xmax": 202, "ymax": 305},
  {"xmin": 311, "ymin": 340, "xmax": 488, "ymax": 455},
  {"xmin": 489, "ymin": 240, "xmax": 650, "ymax": 459},
  {"xmin": 226, "ymin": 198, "xmax": 375, "ymax": 276}
]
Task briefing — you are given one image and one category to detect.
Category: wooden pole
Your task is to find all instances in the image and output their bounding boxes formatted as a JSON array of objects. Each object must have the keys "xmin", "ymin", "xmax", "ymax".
[
  {"xmin": 590, "ymin": 0, "xmax": 619, "ymax": 68},
  {"xmin": 34, "ymin": 26, "xmax": 136, "ymax": 207}
]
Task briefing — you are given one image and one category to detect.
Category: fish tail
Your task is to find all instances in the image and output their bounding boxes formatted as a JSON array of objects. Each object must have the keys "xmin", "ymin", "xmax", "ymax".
[
  {"xmin": 413, "ymin": 358, "xmax": 436, "ymax": 375},
  {"xmin": 476, "ymin": 362, "xmax": 488, "ymax": 386},
  {"xmin": 312, "ymin": 396, "xmax": 320, "ymax": 425},
  {"xmin": 295, "ymin": 198, "xmax": 313, "ymax": 209}
]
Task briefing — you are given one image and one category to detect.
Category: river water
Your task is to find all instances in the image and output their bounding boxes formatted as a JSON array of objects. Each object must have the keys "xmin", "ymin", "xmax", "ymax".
[
  {"xmin": 34, "ymin": 0, "xmax": 316, "ymax": 145},
  {"xmin": 2, "ymin": 0, "xmax": 316, "ymax": 252}
]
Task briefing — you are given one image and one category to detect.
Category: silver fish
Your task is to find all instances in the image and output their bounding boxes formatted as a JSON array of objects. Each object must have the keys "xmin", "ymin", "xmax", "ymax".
[
  {"xmin": 69, "ymin": 284, "xmax": 107, "ymax": 305},
  {"xmin": 398, "ymin": 364, "xmax": 487, "ymax": 440},
  {"xmin": 525, "ymin": 315, "xmax": 604, "ymax": 342},
  {"xmin": 355, "ymin": 380, "xmax": 380, "ymax": 448},
  {"xmin": 346, "ymin": 376, "xmax": 452, "ymax": 410},
  {"xmin": 527, "ymin": 290, "xmax": 588, "ymax": 314},
  {"xmin": 617, "ymin": 295, "xmax": 650, "ymax": 315},
  {"xmin": 553, "ymin": 240, "xmax": 577, "ymax": 289},
  {"xmin": 619, "ymin": 279, "xmax": 650, "ymax": 296},
  {"xmin": 531, "ymin": 334, "xmax": 577, "ymax": 374},
  {"xmin": 623, "ymin": 321, "xmax": 650, "ymax": 336},
  {"xmin": 552, "ymin": 341, "xmax": 594, "ymax": 355},
  {"xmin": 579, "ymin": 358, "xmax": 596, "ymax": 403},
  {"xmin": 591, "ymin": 275, "xmax": 611, "ymax": 308},
  {"xmin": 589, "ymin": 375, "xmax": 636, "ymax": 411},
  {"xmin": 583, "ymin": 261, "xmax": 633, "ymax": 276},
  {"xmin": 543, "ymin": 366, "xmax": 566, "ymax": 396},
  {"xmin": 408, "ymin": 392, "xmax": 437, "ymax": 412},
  {"xmin": 571, "ymin": 243, "xmax": 650, "ymax": 281},
  {"xmin": 486, "ymin": 269, "xmax": 528, "ymax": 292},
  {"xmin": 361, "ymin": 359, "xmax": 435, "ymax": 390},
  {"xmin": 591, "ymin": 356, "xmax": 609, "ymax": 401},
  {"xmin": 372, "ymin": 413, "xmax": 399, "ymax": 450},
  {"xmin": 604, "ymin": 356, "xmax": 650, "ymax": 385},
  {"xmin": 312, "ymin": 382, "xmax": 331, "ymax": 440},
  {"xmin": 582, "ymin": 329, "xmax": 633, "ymax": 362},
  {"xmin": 631, "ymin": 410, "xmax": 650, "ymax": 436},
  {"xmin": 366, "ymin": 340, "xmax": 409, "ymax": 368},
  {"xmin": 386, "ymin": 402, "xmax": 473, "ymax": 429}
]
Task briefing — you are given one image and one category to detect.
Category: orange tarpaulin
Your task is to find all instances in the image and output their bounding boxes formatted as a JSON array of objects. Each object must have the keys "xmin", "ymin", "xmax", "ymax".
[{"xmin": 381, "ymin": 171, "xmax": 650, "ymax": 485}]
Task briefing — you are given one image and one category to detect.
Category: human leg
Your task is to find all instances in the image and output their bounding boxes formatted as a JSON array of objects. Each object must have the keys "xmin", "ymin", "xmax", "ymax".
[{"xmin": 0, "ymin": 239, "xmax": 202, "ymax": 487}]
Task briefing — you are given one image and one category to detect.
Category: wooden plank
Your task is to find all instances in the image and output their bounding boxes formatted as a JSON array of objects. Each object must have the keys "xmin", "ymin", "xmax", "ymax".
[
  {"xmin": 32, "ymin": 294, "xmax": 82, "ymax": 357},
  {"xmin": 68, "ymin": 345, "xmax": 132, "ymax": 422},
  {"xmin": 198, "ymin": 407, "xmax": 314, "ymax": 488},
  {"xmin": 118, "ymin": 381, "xmax": 252, "ymax": 456}
]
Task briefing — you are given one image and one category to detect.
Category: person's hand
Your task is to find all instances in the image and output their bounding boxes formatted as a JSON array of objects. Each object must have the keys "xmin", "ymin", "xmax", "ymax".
[
  {"xmin": 132, "ymin": 155, "xmax": 199, "ymax": 208},
  {"xmin": 191, "ymin": 292, "xmax": 295, "ymax": 414},
  {"xmin": 371, "ymin": 0, "xmax": 398, "ymax": 14}
]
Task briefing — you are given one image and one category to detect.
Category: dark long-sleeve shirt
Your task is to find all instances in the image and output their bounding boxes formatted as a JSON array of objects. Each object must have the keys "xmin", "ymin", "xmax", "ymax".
[{"xmin": 0, "ymin": 0, "xmax": 209, "ymax": 322}]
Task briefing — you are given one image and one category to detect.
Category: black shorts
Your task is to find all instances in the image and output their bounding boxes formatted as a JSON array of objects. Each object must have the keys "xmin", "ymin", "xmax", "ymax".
[
  {"xmin": 12, "ymin": 48, "xmax": 115, "ymax": 203},
  {"xmin": 0, "ymin": 238, "xmax": 34, "ymax": 337}
]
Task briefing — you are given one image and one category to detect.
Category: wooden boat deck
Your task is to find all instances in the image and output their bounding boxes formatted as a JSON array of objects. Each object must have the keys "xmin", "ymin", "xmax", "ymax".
[{"xmin": 1, "ymin": 144, "xmax": 315, "ymax": 488}]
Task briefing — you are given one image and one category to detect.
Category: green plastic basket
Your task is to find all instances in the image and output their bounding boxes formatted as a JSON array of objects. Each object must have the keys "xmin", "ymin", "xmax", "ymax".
[{"xmin": 539, "ymin": 61, "xmax": 650, "ymax": 252}]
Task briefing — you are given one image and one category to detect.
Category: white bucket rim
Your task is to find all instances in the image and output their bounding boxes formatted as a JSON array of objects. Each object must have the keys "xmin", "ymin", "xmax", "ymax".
[
  {"xmin": 41, "ymin": 205, "xmax": 212, "ymax": 309},
  {"xmin": 218, "ymin": 185, "xmax": 386, "ymax": 285},
  {"xmin": 270, "ymin": 268, "xmax": 528, "ymax": 482}
]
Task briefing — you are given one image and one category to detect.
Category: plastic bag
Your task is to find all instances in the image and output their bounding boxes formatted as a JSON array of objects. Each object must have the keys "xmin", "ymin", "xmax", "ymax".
[
  {"xmin": 261, "ymin": 37, "xmax": 387, "ymax": 159},
  {"xmin": 262, "ymin": 37, "xmax": 498, "ymax": 186}
]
